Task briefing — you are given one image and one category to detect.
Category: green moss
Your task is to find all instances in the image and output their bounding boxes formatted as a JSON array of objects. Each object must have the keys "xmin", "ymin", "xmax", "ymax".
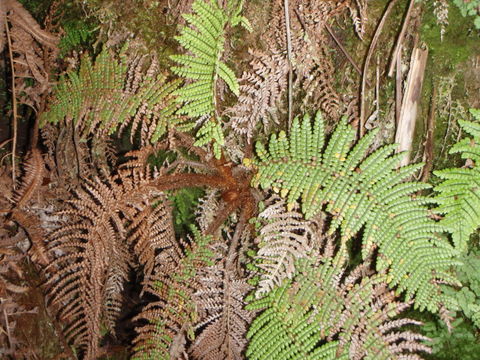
[
  {"xmin": 421, "ymin": 2, "xmax": 479, "ymax": 73},
  {"xmin": 78, "ymin": 0, "xmax": 179, "ymax": 66}
]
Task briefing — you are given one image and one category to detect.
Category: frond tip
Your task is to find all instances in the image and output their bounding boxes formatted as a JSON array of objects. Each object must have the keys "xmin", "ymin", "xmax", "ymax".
[
  {"xmin": 253, "ymin": 111, "xmax": 460, "ymax": 312},
  {"xmin": 132, "ymin": 227, "xmax": 215, "ymax": 360},
  {"xmin": 171, "ymin": 0, "xmax": 240, "ymax": 118}
]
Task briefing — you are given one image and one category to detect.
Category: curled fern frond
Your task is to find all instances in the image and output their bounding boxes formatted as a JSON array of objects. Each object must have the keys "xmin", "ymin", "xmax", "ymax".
[
  {"xmin": 246, "ymin": 251, "xmax": 431, "ymax": 360},
  {"xmin": 433, "ymin": 109, "xmax": 480, "ymax": 252},
  {"xmin": 253, "ymin": 112, "xmax": 460, "ymax": 312}
]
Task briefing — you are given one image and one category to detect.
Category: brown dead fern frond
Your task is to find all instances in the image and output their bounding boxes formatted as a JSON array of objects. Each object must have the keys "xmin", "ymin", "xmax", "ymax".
[
  {"xmin": 13, "ymin": 148, "xmax": 44, "ymax": 209},
  {"xmin": 189, "ymin": 242, "xmax": 254, "ymax": 360},
  {"xmin": 45, "ymin": 168, "xmax": 176, "ymax": 359},
  {"xmin": 253, "ymin": 195, "xmax": 316, "ymax": 298},
  {"xmin": 228, "ymin": 0, "xmax": 355, "ymax": 141},
  {"xmin": 1, "ymin": 0, "xmax": 58, "ymax": 110},
  {"xmin": 132, "ymin": 228, "xmax": 214, "ymax": 360}
]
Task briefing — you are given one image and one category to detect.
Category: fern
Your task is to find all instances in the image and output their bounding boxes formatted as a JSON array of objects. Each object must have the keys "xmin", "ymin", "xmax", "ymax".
[
  {"xmin": 40, "ymin": 46, "xmax": 181, "ymax": 143},
  {"xmin": 132, "ymin": 227, "xmax": 215, "ymax": 360},
  {"xmin": 252, "ymin": 112, "xmax": 460, "ymax": 312},
  {"xmin": 171, "ymin": 0, "xmax": 245, "ymax": 157},
  {"xmin": 433, "ymin": 109, "xmax": 480, "ymax": 252},
  {"xmin": 251, "ymin": 196, "xmax": 316, "ymax": 297},
  {"xmin": 171, "ymin": 0, "xmax": 240, "ymax": 117},
  {"xmin": 59, "ymin": 21, "xmax": 96, "ymax": 56},
  {"xmin": 45, "ymin": 169, "xmax": 176, "ymax": 358},
  {"xmin": 189, "ymin": 243, "xmax": 254, "ymax": 360},
  {"xmin": 246, "ymin": 250, "xmax": 431, "ymax": 360}
]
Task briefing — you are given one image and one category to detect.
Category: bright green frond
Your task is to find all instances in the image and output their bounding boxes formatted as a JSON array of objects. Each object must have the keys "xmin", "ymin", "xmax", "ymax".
[
  {"xmin": 433, "ymin": 109, "xmax": 480, "ymax": 252},
  {"xmin": 171, "ymin": 0, "xmax": 245, "ymax": 156},
  {"xmin": 253, "ymin": 111, "xmax": 459, "ymax": 311}
]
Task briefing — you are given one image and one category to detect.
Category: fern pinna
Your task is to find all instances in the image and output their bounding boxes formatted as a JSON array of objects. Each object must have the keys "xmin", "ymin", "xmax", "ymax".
[
  {"xmin": 252, "ymin": 112, "xmax": 460, "ymax": 312},
  {"xmin": 246, "ymin": 249, "xmax": 431, "ymax": 360},
  {"xmin": 171, "ymin": 0, "xmax": 247, "ymax": 158},
  {"xmin": 45, "ymin": 167, "xmax": 177, "ymax": 359},
  {"xmin": 433, "ymin": 109, "xmax": 480, "ymax": 253}
]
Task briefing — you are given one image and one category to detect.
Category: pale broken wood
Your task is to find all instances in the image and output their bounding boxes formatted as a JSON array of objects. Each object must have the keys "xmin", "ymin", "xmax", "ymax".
[{"xmin": 395, "ymin": 46, "xmax": 428, "ymax": 167}]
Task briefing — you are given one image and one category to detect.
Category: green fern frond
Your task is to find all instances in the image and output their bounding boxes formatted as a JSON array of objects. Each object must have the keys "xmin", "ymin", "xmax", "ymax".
[
  {"xmin": 132, "ymin": 226, "xmax": 215, "ymax": 360},
  {"xmin": 246, "ymin": 251, "xmax": 431, "ymax": 360},
  {"xmin": 433, "ymin": 109, "xmax": 480, "ymax": 252},
  {"xmin": 171, "ymin": 0, "xmax": 239, "ymax": 117},
  {"xmin": 194, "ymin": 118, "xmax": 225, "ymax": 159},
  {"xmin": 59, "ymin": 21, "xmax": 96, "ymax": 56},
  {"xmin": 171, "ymin": 0, "xmax": 243, "ymax": 158},
  {"xmin": 40, "ymin": 46, "xmax": 182, "ymax": 144},
  {"xmin": 253, "ymin": 112, "xmax": 460, "ymax": 312}
]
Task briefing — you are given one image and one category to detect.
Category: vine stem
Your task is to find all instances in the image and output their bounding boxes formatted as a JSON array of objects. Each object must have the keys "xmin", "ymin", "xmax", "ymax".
[
  {"xmin": 5, "ymin": 21, "xmax": 18, "ymax": 189},
  {"xmin": 359, "ymin": 0, "xmax": 398, "ymax": 137},
  {"xmin": 284, "ymin": 0, "xmax": 293, "ymax": 129}
]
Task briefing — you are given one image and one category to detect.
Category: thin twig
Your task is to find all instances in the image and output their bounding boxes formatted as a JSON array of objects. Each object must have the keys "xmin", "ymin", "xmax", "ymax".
[
  {"xmin": 0, "ymin": 138, "xmax": 13, "ymax": 149},
  {"xmin": 5, "ymin": 22, "xmax": 18, "ymax": 189},
  {"xmin": 388, "ymin": 0, "xmax": 415, "ymax": 77},
  {"xmin": 226, "ymin": 207, "xmax": 249, "ymax": 273},
  {"xmin": 284, "ymin": 0, "xmax": 293, "ymax": 129},
  {"xmin": 325, "ymin": 24, "xmax": 363, "ymax": 77},
  {"xmin": 360, "ymin": 0, "xmax": 399, "ymax": 137},
  {"xmin": 376, "ymin": 55, "xmax": 380, "ymax": 116}
]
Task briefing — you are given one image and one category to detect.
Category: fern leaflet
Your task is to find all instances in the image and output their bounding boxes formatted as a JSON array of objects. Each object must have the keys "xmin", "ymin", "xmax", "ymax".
[
  {"xmin": 171, "ymin": 0, "xmax": 244, "ymax": 158},
  {"xmin": 40, "ymin": 47, "xmax": 181, "ymax": 144},
  {"xmin": 132, "ymin": 227, "xmax": 215, "ymax": 360}
]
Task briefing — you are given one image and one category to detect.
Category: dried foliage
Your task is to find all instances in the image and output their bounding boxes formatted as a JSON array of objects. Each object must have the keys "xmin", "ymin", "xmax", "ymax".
[
  {"xmin": 1, "ymin": 0, "xmax": 58, "ymax": 110},
  {"xmin": 228, "ymin": 0, "xmax": 367, "ymax": 141},
  {"xmin": 252, "ymin": 196, "xmax": 315, "ymax": 297},
  {"xmin": 189, "ymin": 243, "xmax": 254, "ymax": 360},
  {"xmin": 132, "ymin": 227, "xmax": 214, "ymax": 360},
  {"xmin": 45, "ymin": 168, "xmax": 175, "ymax": 358}
]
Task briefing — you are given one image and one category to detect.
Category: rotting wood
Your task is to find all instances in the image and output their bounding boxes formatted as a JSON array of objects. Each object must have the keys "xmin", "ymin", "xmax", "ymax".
[{"xmin": 395, "ymin": 46, "xmax": 428, "ymax": 167}]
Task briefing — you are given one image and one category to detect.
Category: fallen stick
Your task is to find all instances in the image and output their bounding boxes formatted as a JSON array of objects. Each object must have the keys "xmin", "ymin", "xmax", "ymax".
[{"xmin": 395, "ymin": 46, "xmax": 428, "ymax": 167}]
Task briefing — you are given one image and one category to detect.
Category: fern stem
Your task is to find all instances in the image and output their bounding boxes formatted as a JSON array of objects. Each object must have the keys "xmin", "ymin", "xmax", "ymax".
[{"xmin": 5, "ymin": 21, "xmax": 17, "ymax": 189}]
